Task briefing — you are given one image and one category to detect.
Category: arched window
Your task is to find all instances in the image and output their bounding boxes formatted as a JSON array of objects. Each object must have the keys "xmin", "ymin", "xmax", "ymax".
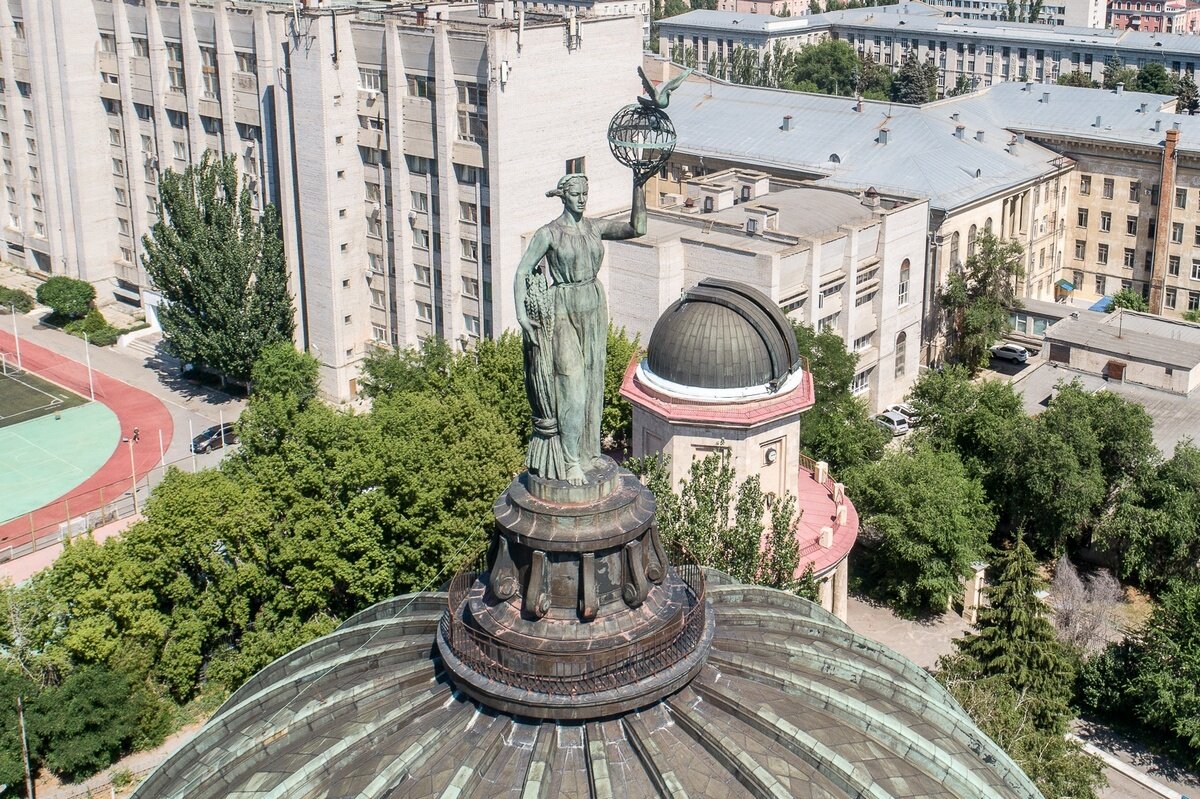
[
  {"xmin": 895, "ymin": 331, "xmax": 907, "ymax": 378},
  {"xmin": 968, "ymin": 224, "xmax": 978, "ymax": 257},
  {"xmin": 950, "ymin": 232, "xmax": 961, "ymax": 269},
  {"xmin": 898, "ymin": 258, "xmax": 910, "ymax": 306},
  {"xmin": 984, "ymin": 217, "xmax": 993, "ymax": 233}
]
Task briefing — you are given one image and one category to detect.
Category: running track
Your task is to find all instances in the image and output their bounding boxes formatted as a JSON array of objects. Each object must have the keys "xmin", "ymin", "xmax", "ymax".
[{"xmin": 0, "ymin": 329, "xmax": 172, "ymax": 553}]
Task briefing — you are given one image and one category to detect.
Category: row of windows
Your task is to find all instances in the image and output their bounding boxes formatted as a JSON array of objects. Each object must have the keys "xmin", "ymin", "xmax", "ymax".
[{"xmin": 100, "ymin": 32, "xmax": 256, "ymax": 73}]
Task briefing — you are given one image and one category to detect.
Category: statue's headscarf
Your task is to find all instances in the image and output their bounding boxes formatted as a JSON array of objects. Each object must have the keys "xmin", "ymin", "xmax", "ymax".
[{"xmin": 546, "ymin": 173, "xmax": 588, "ymax": 199}]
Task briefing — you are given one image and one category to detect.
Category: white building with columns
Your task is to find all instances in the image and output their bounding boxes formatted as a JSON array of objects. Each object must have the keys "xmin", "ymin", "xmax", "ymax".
[{"xmin": 3, "ymin": 0, "xmax": 641, "ymax": 398}]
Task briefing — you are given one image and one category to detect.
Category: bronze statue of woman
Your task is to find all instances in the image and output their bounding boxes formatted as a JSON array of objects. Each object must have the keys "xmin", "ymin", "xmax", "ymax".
[{"xmin": 514, "ymin": 171, "xmax": 647, "ymax": 485}]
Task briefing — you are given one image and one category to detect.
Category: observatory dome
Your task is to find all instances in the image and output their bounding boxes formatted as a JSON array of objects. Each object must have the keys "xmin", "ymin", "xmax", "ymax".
[{"xmin": 646, "ymin": 279, "xmax": 801, "ymax": 391}]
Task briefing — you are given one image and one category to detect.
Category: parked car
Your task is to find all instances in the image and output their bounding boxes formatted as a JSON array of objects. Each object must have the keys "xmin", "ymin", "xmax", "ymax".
[
  {"xmin": 990, "ymin": 343, "xmax": 1030, "ymax": 363},
  {"xmin": 885, "ymin": 402, "xmax": 921, "ymax": 427},
  {"xmin": 874, "ymin": 411, "xmax": 910, "ymax": 437},
  {"xmin": 191, "ymin": 422, "xmax": 238, "ymax": 454}
]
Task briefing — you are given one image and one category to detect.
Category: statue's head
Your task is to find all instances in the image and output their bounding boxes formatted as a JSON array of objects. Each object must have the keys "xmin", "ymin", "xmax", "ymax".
[{"xmin": 547, "ymin": 173, "xmax": 588, "ymax": 214}]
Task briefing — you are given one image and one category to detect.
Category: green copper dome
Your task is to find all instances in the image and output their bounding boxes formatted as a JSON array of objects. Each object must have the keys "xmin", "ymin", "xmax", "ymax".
[
  {"xmin": 133, "ymin": 574, "xmax": 1043, "ymax": 799},
  {"xmin": 646, "ymin": 279, "xmax": 801, "ymax": 390}
]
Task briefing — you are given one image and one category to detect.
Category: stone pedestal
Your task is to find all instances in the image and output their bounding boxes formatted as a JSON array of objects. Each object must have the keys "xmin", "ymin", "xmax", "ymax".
[{"xmin": 437, "ymin": 456, "xmax": 714, "ymax": 720}]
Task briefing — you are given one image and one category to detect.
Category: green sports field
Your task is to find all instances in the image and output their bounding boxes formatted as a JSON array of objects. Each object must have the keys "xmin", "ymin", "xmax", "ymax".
[
  {"xmin": 0, "ymin": 402, "xmax": 120, "ymax": 522},
  {"xmin": 0, "ymin": 369, "xmax": 88, "ymax": 428}
]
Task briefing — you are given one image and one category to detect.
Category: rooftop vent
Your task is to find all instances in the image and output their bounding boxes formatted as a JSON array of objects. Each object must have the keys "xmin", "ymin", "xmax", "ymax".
[
  {"xmin": 878, "ymin": 128, "xmax": 890, "ymax": 145},
  {"xmin": 781, "ymin": 115, "xmax": 793, "ymax": 131},
  {"xmin": 1094, "ymin": 115, "xmax": 1103, "ymax": 127},
  {"xmin": 1116, "ymin": 82, "xmax": 1125, "ymax": 94},
  {"xmin": 1025, "ymin": 81, "xmax": 1034, "ymax": 91},
  {"xmin": 862, "ymin": 186, "xmax": 880, "ymax": 208},
  {"xmin": 1041, "ymin": 91, "xmax": 1050, "ymax": 103},
  {"xmin": 975, "ymin": 130, "xmax": 985, "ymax": 142},
  {"xmin": 1174, "ymin": 120, "xmax": 1182, "ymax": 130},
  {"xmin": 855, "ymin": 97, "xmax": 864, "ymax": 112},
  {"xmin": 951, "ymin": 111, "xmax": 960, "ymax": 121},
  {"xmin": 1017, "ymin": 131, "xmax": 1026, "ymax": 144},
  {"xmin": 1155, "ymin": 118, "xmax": 1163, "ymax": 132},
  {"xmin": 1139, "ymin": 102, "xmax": 1148, "ymax": 113},
  {"xmin": 954, "ymin": 124, "xmax": 966, "ymax": 140},
  {"xmin": 974, "ymin": 168, "xmax": 982, "ymax": 178}
]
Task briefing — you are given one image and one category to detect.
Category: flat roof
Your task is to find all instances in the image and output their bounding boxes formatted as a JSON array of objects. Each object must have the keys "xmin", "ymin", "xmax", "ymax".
[
  {"xmin": 1043, "ymin": 309, "xmax": 1200, "ymax": 369},
  {"xmin": 1014, "ymin": 363, "xmax": 1200, "ymax": 453},
  {"xmin": 937, "ymin": 81, "xmax": 1200, "ymax": 154},
  {"xmin": 706, "ymin": 184, "xmax": 881, "ymax": 235},
  {"xmin": 668, "ymin": 79, "xmax": 1067, "ymax": 212}
]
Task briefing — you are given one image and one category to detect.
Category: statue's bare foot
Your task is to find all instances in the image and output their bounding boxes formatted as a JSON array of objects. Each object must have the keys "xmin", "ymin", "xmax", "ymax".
[{"xmin": 566, "ymin": 464, "xmax": 587, "ymax": 486}]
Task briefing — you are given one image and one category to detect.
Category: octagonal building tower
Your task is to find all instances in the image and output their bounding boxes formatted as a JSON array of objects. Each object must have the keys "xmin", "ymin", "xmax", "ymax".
[{"xmin": 622, "ymin": 279, "xmax": 858, "ymax": 620}]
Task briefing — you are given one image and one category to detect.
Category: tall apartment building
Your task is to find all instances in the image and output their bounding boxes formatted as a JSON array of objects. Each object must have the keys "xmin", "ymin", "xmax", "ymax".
[
  {"xmin": 659, "ymin": 3, "xmax": 1200, "ymax": 96},
  {"xmin": 605, "ymin": 170, "xmax": 928, "ymax": 411},
  {"xmin": 5, "ymin": 0, "xmax": 641, "ymax": 399}
]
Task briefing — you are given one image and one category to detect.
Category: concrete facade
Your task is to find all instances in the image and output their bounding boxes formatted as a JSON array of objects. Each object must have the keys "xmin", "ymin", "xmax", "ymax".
[
  {"xmin": 4, "ymin": 0, "xmax": 640, "ymax": 399},
  {"xmin": 1108, "ymin": 0, "xmax": 1200, "ymax": 33},
  {"xmin": 659, "ymin": 2, "xmax": 1200, "ymax": 96}
]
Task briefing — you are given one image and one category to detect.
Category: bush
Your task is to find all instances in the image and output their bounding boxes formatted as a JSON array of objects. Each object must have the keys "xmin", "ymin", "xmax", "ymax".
[
  {"xmin": 64, "ymin": 308, "xmax": 121, "ymax": 347},
  {"xmin": 36, "ymin": 276, "xmax": 95, "ymax": 319},
  {"xmin": 0, "ymin": 285, "xmax": 34, "ymax": 313},
  {"xmin": 30, "ymin": 665, "xmax": 169, "ymax": 784}
]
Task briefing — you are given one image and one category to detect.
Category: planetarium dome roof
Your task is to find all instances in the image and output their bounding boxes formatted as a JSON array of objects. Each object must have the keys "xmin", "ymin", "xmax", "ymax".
[
  {"xmin": 133, "ymin": 575, "xmax": 1043, "ymax": 799},
  {"xmin": 646, "ymin": 279, "xmax": 800, "ymax": 391}
]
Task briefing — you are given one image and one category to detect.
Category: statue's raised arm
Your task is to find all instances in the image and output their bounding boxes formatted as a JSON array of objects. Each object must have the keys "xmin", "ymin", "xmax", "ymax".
[{"xmin": 516, "ymin": 69, "xmax": 689, "ymax": 486}]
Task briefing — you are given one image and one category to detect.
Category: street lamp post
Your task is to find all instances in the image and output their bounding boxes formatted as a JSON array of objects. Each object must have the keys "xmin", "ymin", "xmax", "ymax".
[
  {"xmin": 82, "ymin": 332, "xmax": 95, "ymax": 400},
  {"xmin": 9, "ymin": 304, "xmax": 20, "ymax": 370},
  {"xmin": 124, "ymin": 436, "xmax": 138, "ymax": 514}
]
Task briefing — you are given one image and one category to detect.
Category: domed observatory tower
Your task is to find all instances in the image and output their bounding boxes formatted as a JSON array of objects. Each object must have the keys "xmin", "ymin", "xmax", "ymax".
[{"xmin": 622, "ymin": 279, "xmax": 858, "ymax": 620}]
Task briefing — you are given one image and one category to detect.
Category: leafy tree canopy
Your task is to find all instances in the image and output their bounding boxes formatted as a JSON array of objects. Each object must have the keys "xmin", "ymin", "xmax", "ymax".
[
  {"xmin": 791, "ymin": 322, "xmax": 886, "ymax": 472},
  {"xmin": 844, "ymin": 444, "xmax": 994, "ymax": 615},
  {"xmin": 142, "ymin": 152, "xmax": 293, "ymax": 383},
  {"xmin": 1102, "ymin": 55, "xmax": 1139, "ymax": 90},
  {"xmin": 790, "ymin": 39, "xmax": 864, "ymax": 97},
  {"xmin": 891, "ymin": 51, "xmax": 940, "ymax": 104},
  {"xmin": 630, "ymin": 451, "xmax": 814, "ymax": 597},
  {"xmin": 1135, "ymin": 61, "xmax": 1177, "ymax": 95},
  {"xmin": 1107, "ymin": 287, "xmax": 1148, "ymax": 313},
  {"xmin": 1178, "ymin": 73, "xmax": 1200, "ymax": 114},
  {"xmin": 1058, "ymin": 69, "xmax": 1099, "ymax": 88},
  {"xmin": 940, "ymin": 231, "xmax": 1024, "ymax": 373}
]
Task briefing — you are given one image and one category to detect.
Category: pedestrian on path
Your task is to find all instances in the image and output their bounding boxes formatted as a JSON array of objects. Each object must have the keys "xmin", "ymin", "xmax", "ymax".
[{"xmin": 132, "ymin": 427, "xmax": 140, "ymax": 443}]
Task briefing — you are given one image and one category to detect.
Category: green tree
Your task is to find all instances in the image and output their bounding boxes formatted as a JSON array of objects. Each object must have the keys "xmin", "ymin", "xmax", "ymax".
[
  {"xmin": 938, "ymin": 673, "xmax": 1106, "ymax": 799},
  {"xmin": 856, "ymin": 53, "xmax": 893, "ymax": 99},
  {"xmin": 891, "ymin": 51, "xmax": 939, "ymax": 104},
  {"xmin": 1135, "ymin": 61, "xmax": 1177, "ymax": 95},
  {"xmin": 603, "ymin": 325, "xmax": 640, "ymax": 450},
  {"xmin": 844, "ymin": 445, "xmax": 994, "ymax": 615},
  {"xmin": 947, "ymin": 537, "xmax": 1077, "ymax": 728},
  {"xmin": 1080, "ymin": 580, "xmax": 1200, "ymax": 768},
  {"xmin": 1102, "ymin": 55, "xmax": 1139, "ymax": 90},
  {"xmin": 940, "ymin": 230, "xmax": 1024, "ymax": 373},
  {"xmin": 791, "ymin": 322, "xmax": 886, "ymax": 472},
  {"xmin": 631, "ymin": 451, "xmax": 810, "ymax": 594},
  {"xmin": 1058, "ymin": 69, "xmax": 1099, "ymax": 88},
  {"xmin": 1097, "ymin": 442, "xmax": 1200, "ymax": 592},
  {"xmin": 35, "ymin": 276, "xmax": 94, "ymax": 320},
  {"xmin": 947, "ymin": 74, "xmax": 973, "ymax": 96},
  {"xmin": 790, "ymin": 39, "xmax": 862, "ymax": 96},
  {"xmin": 30, "ymin": 665, "xmax": 170, "ymax": 783},
  {"xmin": 142, "ymin": 152, "xmax": 293, "ymax": 384},
  {"xmin": 0, "ymin": 668, "xmax": 40, "ymax": 792},
  {"xmin": 1178, "ymin": 73, "xmax": 1200, "ymax": 114},
  {"xmin": 1185, "ymin": 308, "xmax": 1200, "ymax": 322},
  {"xmin": 1107, "ymin": 287, "xmax": 1148, "ymax": 312},
  {"xmin": 236, "ymin": 343, "xmax": 321, "ymax": 457}
]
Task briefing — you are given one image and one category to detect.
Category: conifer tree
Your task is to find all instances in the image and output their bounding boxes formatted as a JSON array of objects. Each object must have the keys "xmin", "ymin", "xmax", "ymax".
[{"xmin": 951, "ymin": 536, "xmax": 1076, "ymax": 728}]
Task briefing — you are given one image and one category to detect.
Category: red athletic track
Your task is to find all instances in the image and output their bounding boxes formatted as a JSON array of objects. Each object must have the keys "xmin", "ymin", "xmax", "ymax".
[{"xmin": 0, "ymin": 329, "xmax": 172, "ymax": 553}]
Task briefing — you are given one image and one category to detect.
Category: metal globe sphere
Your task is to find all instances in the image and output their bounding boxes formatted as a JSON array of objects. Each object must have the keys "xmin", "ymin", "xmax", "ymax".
[{"xmin": 607, "ymin": 104, "xmax": 677, "ymax": 176}]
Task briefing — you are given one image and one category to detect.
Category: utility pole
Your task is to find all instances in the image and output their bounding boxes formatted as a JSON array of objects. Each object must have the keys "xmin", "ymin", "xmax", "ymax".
[{"xmin": 17, "ymin": 695, "xmax": 35, "ymax": 799}]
